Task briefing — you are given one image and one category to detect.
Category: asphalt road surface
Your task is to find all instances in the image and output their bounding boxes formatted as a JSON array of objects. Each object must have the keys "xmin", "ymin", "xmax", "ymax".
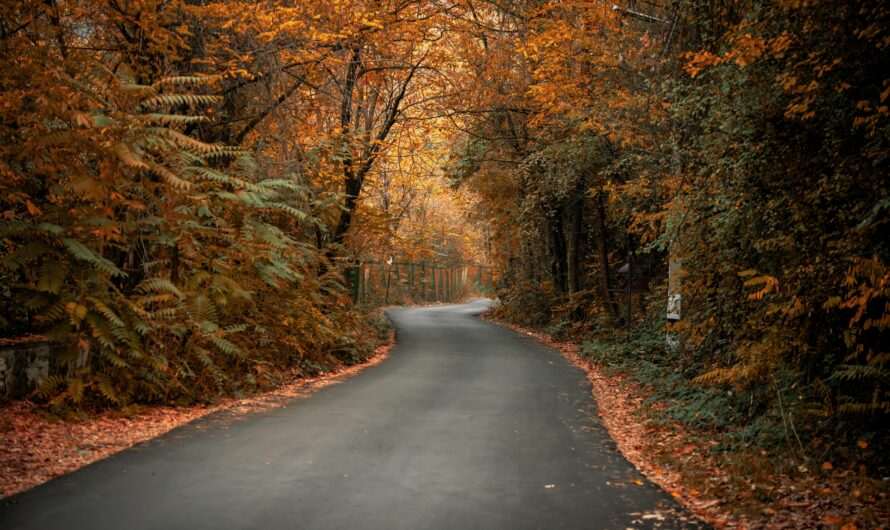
[{"xmin": 1, "ymin": 299, "xmax": 703, "ymax": 529}]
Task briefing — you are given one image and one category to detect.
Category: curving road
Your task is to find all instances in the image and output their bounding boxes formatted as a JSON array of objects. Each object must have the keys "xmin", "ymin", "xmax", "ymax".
[{"xmin": 1, "ymin": 300, "xmax": 702, "ymax": 529}]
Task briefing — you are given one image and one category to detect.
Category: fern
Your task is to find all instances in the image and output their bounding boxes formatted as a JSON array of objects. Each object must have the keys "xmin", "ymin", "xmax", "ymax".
[
  {"xmin": 35, "ymin": 375, "xmax": 66, "ymax": 401},
  {"xmin": 66, "ymin": 377, "xmax": 85, "ymax": 404},
  {"xmin": 95, "ymin": 372, "xmax": 123, "ymax": 405},
  {"xmin": 61, "ymin": 238, "xmax": 126, "ymax": 278},
  {"xmin": 830, "ymin": 364, "xmax": 890, "ymax": 384},
  {"xmin": 135, "ymin": 277, "xmax": 184, "ymax": 299},
  {"xmin": 208, "ymin": 335, "xmax": 243, "ymax": 358},
  {"xmin": 137, "ymin": 113, "xmax": 209, "ymax": 126},
  {"xmin": 151, "ymin": 75, "xmax": 221, "ymax": 90},
  {"xmin": 137, "ymin": 94, "xmax": 222, "ymax": 112},
  {"xmin": 86, "ymin": 296, "xmax": 125, "ymax": 327}
]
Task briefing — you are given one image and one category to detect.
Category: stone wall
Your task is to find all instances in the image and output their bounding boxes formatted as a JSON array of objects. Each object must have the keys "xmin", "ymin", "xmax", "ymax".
[{"xmin": 0, "ymin": 341, "xmax": 51, "ymax": 398}]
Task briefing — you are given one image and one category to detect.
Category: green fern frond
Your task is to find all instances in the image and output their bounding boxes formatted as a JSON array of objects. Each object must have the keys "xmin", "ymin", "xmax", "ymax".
[
  {"xmin": 192, "ymin": 347, "xmax": 226, "ymax": 388},
  {"xmin": 95, "ymin": 372, "xmax": 123, "ymax": 404},
  {"xmin": 61, "ymin": 238, "xmax": 126, "ymax": 278},
  {"xmin": 37, "ymin": 260, "xmax": 65, "ymax": 293},
  {"xmin": 267, "ymin": 202, "xmax": 309, "ymax": 221},
  {"xmin": 134, "ymin": 277, "xmax": 184, "ymax": 299},
  {"xmin": 147, "ymin": 161, "xmax": 192, "ymax": 191},
  {"xmin": 67, "ymin": 377, "xmax": 85, "ymax": 404},
  {"xmin": 35, "ymin": 374, "xmax": 66, "ymax": 400},
  {"xmin": 208, "ymin": 335, "xmax": 243, "ymax": 358},
  {"xmin": 185, "ymin": 166, "xmax": 233, "ymax": 185},
  {"xmin": 86, "ymin": 296, "xmax": 125, "ymax": 328},
  {"xmin": 86, "ymin": 313, "xmax": 118, "ymax": 352},
  {"xmin": 830, "ymin": 364, "xmax": 889, "ymax": 383}
]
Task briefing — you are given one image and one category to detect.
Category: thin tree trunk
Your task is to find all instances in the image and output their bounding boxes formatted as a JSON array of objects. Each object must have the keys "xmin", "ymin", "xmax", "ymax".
[
  {"xmin": 550, "ymin": 209, "xmax": 567, "ymax": 293},
  {"xmin": 593, "ymin": 190, "xmax": 616, "ymax": 316},
  {"xmin": 566, "ymin": 184, "xmax": 584, "ymax": 296}
]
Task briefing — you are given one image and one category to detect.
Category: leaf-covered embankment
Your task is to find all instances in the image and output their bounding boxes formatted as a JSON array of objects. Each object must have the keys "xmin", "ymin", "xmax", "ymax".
[
  {"xmin": 485, "ymin": 310, "xmax": 888, "ymax": 529},
  {"xmin": 0, "ymin": 319, "xmax": 394, "ymax": 499}
]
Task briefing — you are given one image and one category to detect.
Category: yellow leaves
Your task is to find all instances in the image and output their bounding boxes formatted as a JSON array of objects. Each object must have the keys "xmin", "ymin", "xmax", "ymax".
[
  {"xmin": 361, "ymin": 18, "xmax": 384, "ymax": 30},
  {"xmin": 114, "ymin": 143, "xmax": 148, "ymax": 170},
  {"xmin": 66, "ymin": 302, "xmax": 88, "ymax": 326},
  {"xmin": 779, "ymin": 73, "xmax": 799, "ymax": 92},
  {"xmin": 694, "ymin": 364, "xmax": 750, "ymax": 386},
  {"xmin": 739, "ymin": 270, "xmax": 780, "ymax": 301},
  {"xmin": 771, "ymin": 32, "xmax": 793, "ymax": 56},
  {"xmin": 90, "ymin": 224, "xmax": 122, "ymax": 243},
  {"xmin": 685, "ymin": 31, "xmax": 791, "ymax": 76},
  {"xmin": 730, "ymin": 34, "xmax": 768, "ymax": 68},
  {"xmin": 25, "ymin": 200, "xmax": 42, "ymax": 217},
  {"xmin": 256, "ymin": 31, "xmax": 278, "ymax": 44},
  {"xmin": 684, "ymin": 50, "xmax": 723, "ymax": 78}
]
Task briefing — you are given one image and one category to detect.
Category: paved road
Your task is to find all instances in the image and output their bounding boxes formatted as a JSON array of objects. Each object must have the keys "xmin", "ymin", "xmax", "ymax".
[{"xmin": 1, "ymin": 300, "xmax": 702, "ymax": 529}]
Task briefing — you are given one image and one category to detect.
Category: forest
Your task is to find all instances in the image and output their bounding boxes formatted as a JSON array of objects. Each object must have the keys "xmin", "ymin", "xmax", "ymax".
[{"xmin": 0, "ymin": 0, "xmax": 887, "ymax": 526}]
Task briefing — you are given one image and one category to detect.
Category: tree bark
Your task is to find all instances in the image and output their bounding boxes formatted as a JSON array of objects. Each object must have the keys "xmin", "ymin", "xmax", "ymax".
[
  {"xmin": 593, "ymin": 190, "xmax": 616, "ymax": 315},
  {"xmin": 566, "ymin": 182, "xmax": 585, "ymax": 295},
  {"xmin": 331, "ymin": 58, "xmax": 420, "ymax": 248},
  {"xmin": 550, "ymin": 209, "xmax": 568, "ymax": 293}
]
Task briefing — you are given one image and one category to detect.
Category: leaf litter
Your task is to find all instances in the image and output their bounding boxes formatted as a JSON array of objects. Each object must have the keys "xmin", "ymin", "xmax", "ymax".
[
  {"xmin": 486, "ymin": 317, "xmax": 889, "ymax": 529},
  {"xmin": 0, "ymin": 333, "xmax": 393, "ymax": 499}
]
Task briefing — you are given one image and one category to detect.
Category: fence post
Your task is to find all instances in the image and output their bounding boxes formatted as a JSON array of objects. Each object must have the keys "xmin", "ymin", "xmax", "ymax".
[
  {"xmin": 452, "ymin": 268, "xmax": 456, "ymax": 300},
  {"xmin": 360, "ymin": 263, "xmax": 366, "ymax": 304},
  {"xmin": 351, "ymin": 266, "xmax": 359, "ymax": 303}
]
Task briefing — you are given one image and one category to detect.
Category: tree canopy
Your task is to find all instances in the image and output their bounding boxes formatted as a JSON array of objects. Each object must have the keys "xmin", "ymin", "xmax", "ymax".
[{"xmin": 1, "ymin": 0, "xmax": 887, "ymax": 472}]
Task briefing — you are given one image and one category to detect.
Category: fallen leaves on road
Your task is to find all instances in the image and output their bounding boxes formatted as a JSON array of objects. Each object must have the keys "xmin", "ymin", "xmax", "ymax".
[
  {"xmin": 0, "ymin": 332, "xmax": 394, "ymax": 500},
  {"xmin": 487, "ymin": 317, "xmax": 889, "ymax": 530},
  {"xmin": 0, "ymin": 401, "xmax": 223, "ymax": 499}
]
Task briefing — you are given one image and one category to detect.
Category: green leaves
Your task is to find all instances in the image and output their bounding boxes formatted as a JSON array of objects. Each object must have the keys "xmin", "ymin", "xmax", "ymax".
[{"xmin": 61, "ymin": 239, "xmax": 126, "ymax": 278}]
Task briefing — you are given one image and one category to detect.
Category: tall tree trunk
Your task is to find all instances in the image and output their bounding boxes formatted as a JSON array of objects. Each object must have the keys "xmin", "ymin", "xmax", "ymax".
[
  {"xmin": 331, "ymin": 58, "xmax": 420, "ymax": 249},
  {"xmin": 566, "ymin": 183, "xmax": 585, "ymax": 296},
  {"xmin": 593, "ymin": 190, "xmax": 616, "ymax": 316},
  {"xmin": 550, "ymin": 209, "xmax": 568, "ymax": 293}
]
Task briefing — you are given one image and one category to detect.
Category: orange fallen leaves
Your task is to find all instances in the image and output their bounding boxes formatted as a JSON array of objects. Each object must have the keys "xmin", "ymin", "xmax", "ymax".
[
  {"xmin": 0, "ymin": 401, "xmax": 222, "ymax": 499},
  {"xmin": 0, "ymin": 332, "xmax": 394, "ymax": 499},
  {"xmin": 487, "ymin": 317, "xmax": 890, "ymax": 530}
]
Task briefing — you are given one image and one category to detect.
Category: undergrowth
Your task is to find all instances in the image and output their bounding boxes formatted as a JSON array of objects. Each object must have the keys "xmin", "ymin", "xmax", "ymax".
[{"xmin": 491, "ymin": 286, "xmax": 888, "ymax": 480}]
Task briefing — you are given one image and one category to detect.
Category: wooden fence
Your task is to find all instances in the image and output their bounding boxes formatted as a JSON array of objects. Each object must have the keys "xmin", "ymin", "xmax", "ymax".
[{"xmin": 345, "ymin": 262, "xmax": 500, "ymax": 306}]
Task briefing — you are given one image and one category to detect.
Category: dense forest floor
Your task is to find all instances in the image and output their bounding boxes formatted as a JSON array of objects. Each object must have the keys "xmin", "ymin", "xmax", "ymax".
[
  {"xmin": 485, "ymin": 315, "xmax": 889, "ymax": 530},
  {"xmin": 0, "ymin": 327, "xmax": 394, "ymax": 499}
]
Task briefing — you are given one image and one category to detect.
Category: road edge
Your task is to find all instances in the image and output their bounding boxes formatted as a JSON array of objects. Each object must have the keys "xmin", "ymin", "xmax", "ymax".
[
  {"xmin": 1, "ymin": 323, "xmax": 397, "ymax": 500},
  {"xmin": 479, "ymin": 313, "xmax": 730, "ymax": 528}
]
